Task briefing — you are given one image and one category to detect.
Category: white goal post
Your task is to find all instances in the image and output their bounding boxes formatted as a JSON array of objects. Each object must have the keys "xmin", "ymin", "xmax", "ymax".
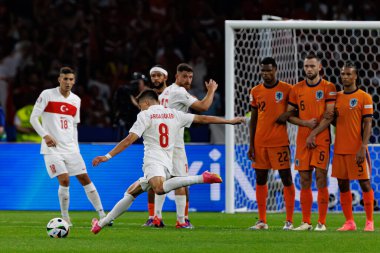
[{"xmin": 225, "ymin": 20, "xmax": 380, "ymax": 214}]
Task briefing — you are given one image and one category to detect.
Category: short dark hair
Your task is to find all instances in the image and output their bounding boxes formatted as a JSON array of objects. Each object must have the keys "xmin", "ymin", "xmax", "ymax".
[
  {"xmin": 260, "ymin": 57, "xmax": 277, "ymax": 68},
  {"xmin": 136, "ymin": 89, "xmax": 159, "ymax": 103},
  {"xmin": 177, "ymin": 63, "xmax": 193, "ymax": 73},
  {"xmin": 342, "ymin": 61, "xmax": 358, "ymax": 74},
  {"xmin": 305, "ymin": 52, "xmax": 321, "ymax": 62},
  {"xmin": 59, "ymin": 67, "xmax": 75, "ymax": 75}
]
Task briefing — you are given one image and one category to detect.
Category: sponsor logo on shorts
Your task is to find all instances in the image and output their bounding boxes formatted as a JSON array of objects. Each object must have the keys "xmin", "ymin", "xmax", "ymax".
[{"xmin": 50, "ymin": 164, "xmax": 56, "ymax": 173}]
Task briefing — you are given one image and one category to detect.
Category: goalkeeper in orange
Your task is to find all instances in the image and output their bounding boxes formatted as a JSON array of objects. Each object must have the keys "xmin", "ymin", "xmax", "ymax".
[
  {"xmin": 247, "ymin": 57, "xmax": 295, "ymax": 230},
  {"xmin": 332, "ymin": 61, "xmax": 374, "ymax": 232}
]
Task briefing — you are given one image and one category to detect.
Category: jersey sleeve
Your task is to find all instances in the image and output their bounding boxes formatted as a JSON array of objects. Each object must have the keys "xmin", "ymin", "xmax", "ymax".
[
  {"xmin": 74, "ymin": 99, "xmax": 81, "ymax": 124},
  {"xmin": 30, "ymin": 91, "xmax": 49, "ymax": 137},
  {"xmin": 31, "ymin": 91, "xmax": 48, "ymax": 117},
  {"xmin": 325, "ymin": 83, "xmax": 337, "ymax": 103},
  {"xmin": 249, "ymin": 88, "xmax": 257, "ymax": 108},
  {"xmin": 129, "ymin": 111, "xmax": 150, "ymax": 137},
  {"xmin": 176, "ymin": 110, "xmax": 195, "ymax": 128},
  {"xmin": 288, "ymin": 86, "xmax": 298, "ymax": 108},
  {"xmin": 362, "ymin": 93, "xmax": 373, "ymax": 118},
  {"xmin": 176, "ymin": 88, "xmax": 198, "ymax": 107}
]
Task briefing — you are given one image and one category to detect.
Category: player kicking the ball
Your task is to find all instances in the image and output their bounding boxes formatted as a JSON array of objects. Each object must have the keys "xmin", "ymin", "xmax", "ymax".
[{"xmin": 91, "ymin": 89, "xmax": 244, "ymax": 234}]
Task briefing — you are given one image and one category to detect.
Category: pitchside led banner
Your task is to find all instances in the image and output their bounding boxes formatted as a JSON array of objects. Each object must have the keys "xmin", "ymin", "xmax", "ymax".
[{"xmin": 0, "ymin": 144, "xmax": 379, "ymax": 212}]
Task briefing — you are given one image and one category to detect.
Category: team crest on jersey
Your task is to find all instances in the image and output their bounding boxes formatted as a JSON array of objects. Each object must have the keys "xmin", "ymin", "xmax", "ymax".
[
  {"xmin": 295, "ymin": 159, "xmax": 300, "ymax": 166},
  {"xmin": 349, "ymin": 98, "xmax": 358, "ymax": 108},
  {"xmin": 316, "ymin": 90, "xmax": 324, "ymax": 100},
  {"xmin": 275, "ymin": 91, "xmax": 283, "ymax": 102}
]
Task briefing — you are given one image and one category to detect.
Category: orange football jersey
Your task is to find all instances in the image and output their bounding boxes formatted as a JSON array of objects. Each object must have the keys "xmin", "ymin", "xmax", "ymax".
[
  {"xmin": 334, "ymin": 88, "xmax": 373, "ymax": 154},
  {"xmin": 250, "ymin": 80, "xmax": 292, "ymax": 147},
  {"xmin": 288, "ymin": 78, "xmax": 336, "ymax": 147}
]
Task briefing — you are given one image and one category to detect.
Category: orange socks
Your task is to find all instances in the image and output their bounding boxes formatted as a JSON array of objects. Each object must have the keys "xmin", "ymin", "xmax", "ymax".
[
  {"xmin": 363, "ymin": 190, "xmax": 374, "ymax": 222},
  {"xmin": 256, "ymin": 184, "xmax": 268, "ymax": 223},
  {"xmin": 283, "ymin": 184, "xmax": 295, "ymax": 222},
  {"xmin": 340, "ymin": 191, "xmax": 354, "ymax": 221},
  {"xmin": 185, "ymin": 201, "xmax": 189, "ymax": 218},
  {"xmin": 318, "ymin": 187, "xmax": 329, "ymax": 225},
  {"xmin": 300, "ymin": 188, "xmax": 313, "ymax": 224},
  {"xmin": 148, "ymin": 203, "xmax": 154, "ymax": 217}
]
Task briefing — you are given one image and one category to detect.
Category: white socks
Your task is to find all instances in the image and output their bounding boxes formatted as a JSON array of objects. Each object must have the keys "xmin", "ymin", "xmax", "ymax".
[
  {"xmin": 175, "ymin": 195, "xmax": 186, "ymax": 223},
  {"xmin": 154, "ymin": 194, "xmax": 166, "ymax": 218},
  {"xmin": 99, "ymin": 193, "xmax": 135, "ymax": 227},
  {"xmin": 58, "ymin": 185, "xmax": 70, "ymax": 218},
  {"xmin": 163, "ymin": 176, "xmax": 203, "ymax": 193},
  {"xmin": 83, "ymin": 182, "xmax": 106, "ymax": 218}
]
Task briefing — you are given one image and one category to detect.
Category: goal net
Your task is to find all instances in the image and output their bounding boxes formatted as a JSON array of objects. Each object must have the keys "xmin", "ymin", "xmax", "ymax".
[{"xmin": 225, "ymin": 20, "xmax": 380, "ymax": 213}]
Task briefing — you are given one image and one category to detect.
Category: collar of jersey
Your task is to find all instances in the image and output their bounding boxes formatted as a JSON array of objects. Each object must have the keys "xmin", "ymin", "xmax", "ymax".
[
  {"xmin": 306, "ymin": 78, "xmax": 322, "ymax": 87},
  {"xmin": 263, "ymin": 80, "xmax": 279, "ymax": 89},
  {"xmin": 343, "ymin": 87, "xmax": 359, "ymax": 95}
]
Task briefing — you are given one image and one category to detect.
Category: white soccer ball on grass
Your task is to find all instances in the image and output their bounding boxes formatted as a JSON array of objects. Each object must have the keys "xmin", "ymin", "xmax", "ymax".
[{"xmin": 46, "ymin": 218, "xmax": 70, "ymax": 238}]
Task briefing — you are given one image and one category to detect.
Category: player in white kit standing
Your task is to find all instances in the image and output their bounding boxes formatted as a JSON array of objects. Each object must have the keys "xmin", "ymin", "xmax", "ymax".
[
  {"xmin": 153, "ymin": 63, "xmax": 218, "ymax": 228},
  {"xmin": 30, "ymin": 67, "xmax": 106, "ymax": 226},
  {"xmin": 90, "ymin": 89, "xmax": 244, "ymax": 234}
]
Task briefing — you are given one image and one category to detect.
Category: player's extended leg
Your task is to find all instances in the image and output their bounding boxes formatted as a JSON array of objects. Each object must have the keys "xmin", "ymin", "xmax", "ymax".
[
  {"xmin": 76, "ymin": 173, "xmax": 106, "ymax": 219},
  {"xmin": 337, "ymin": 179, "xmax": 356, "ymax": 231},
  {"xmin": 57, "ymin": 173, "xmax": 71, "ymax": 226},
  {"xmin": 359, "ymin": 179, "xmax": 374, "ymax": 231},
  {"xmin": 294, "ymin": 170, "xmax": 313, "ymax": 231},
  {"xmin": 278, "ymin": 169, "xmax": 295, "ymax": 230},
  {"xmin": 142, "ymin": 189, "xmax": 155, "ymax": 227},
  {"xmin": 91, "ymin": 180, "xmax": 144, "ymax": 234},
  {"xmin": 151, "ymin": 171, "xmax": 222, "ymax": 195},
  {"xmin": 249, "ymin": 169, "xmax": 269, "ymax": 230},
  {"xmin": 315, "ymin": 167, "xmax": 328, "ymax": 231}
]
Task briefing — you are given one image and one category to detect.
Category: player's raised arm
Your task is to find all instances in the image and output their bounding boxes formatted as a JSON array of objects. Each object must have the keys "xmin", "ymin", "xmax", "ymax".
[
  {"xmin": 92, "ymin": 132, "xmax": 140, "ymax": 167},
  {"xmin": 190, "ymin": 79, "xmax": 218, "ymax": 112}
]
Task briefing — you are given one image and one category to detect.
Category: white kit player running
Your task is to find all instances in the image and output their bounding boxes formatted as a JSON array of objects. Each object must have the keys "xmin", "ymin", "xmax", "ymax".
[
  {"xmin": 30, "ymin": 67, "xmax": 107, "ymax": 226},
  {"xmin": 90, "ymin": 89, "xmax": 244, "ymax": 234}
]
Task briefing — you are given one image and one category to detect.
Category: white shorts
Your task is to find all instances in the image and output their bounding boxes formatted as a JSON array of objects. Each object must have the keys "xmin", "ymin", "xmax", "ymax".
[
  {"xmin": 172, "ymin": 147, "xmax": 189, "ymax": 177},
  {"xmin": 44, "ymin": 153, "xmax": 87, "ymax": 178},
  {"xmin": 138, "ymin": 164, "xmax": 171, "ymax": 191}
]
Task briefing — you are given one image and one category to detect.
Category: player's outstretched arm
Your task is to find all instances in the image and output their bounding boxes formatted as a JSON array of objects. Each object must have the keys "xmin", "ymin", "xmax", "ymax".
[
  {"xmin": 92, "ymin": 132, "xmax": 139, "ymax": 167},
  {"xmin": 193, "ymin": 115, "xmax": 245, "ymax": 125},
  {"xmin": 190, "ymin": 79, "xmax": 218, "ymax": 112}
]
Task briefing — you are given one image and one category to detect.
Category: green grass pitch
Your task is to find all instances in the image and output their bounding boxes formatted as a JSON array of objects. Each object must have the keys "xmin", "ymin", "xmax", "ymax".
[{"xmin": 0, "ymin": 211, "xmax": 379, "ymax": 253}]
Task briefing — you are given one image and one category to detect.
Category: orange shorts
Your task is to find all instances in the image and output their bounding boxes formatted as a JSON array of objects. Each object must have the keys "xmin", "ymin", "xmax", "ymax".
[
  {"xmin": 332, "ymin": 152, "xmax": 372, "ymax": 180},
  {"xmin": 252, "ymin": 146, "xmax": 291, "ymax": 170},
  {"xmin": 294, "ymin": 145, "xmax": 329, "ymax": 171}
]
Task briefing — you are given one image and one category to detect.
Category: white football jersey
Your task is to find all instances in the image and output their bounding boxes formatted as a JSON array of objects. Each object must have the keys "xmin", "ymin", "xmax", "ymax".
[
  {"xmin": 129, "ymin": 105, "xmax": 194, "ymax": 172},
  {"xmin": 31, "ymin": 87, "xmax": 81, "ymax": 154},
  {"xmin": 158, "ymin": 83, "xmax": 198, "ymax": 148}
]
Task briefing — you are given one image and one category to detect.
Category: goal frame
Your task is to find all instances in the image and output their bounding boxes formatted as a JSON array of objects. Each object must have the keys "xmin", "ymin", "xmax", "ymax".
[{"xmin": 225, "ymin": 20, "xmax": 380, "ymax": 214}]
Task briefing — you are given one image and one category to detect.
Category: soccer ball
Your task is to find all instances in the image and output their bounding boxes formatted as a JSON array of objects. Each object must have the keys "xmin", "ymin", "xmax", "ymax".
[{"xmin": 46, "ymin": 218, "xmax": 70, "ymax": 238}]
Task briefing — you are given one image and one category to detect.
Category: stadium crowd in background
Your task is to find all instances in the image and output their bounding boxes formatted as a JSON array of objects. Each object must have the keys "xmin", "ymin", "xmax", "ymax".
[{"xmin": 0, "ymin": 0, "xmax": 379, "ymax": 141}]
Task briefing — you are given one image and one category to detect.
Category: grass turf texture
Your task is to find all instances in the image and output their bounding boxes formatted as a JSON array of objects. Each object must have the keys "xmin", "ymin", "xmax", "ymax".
[{"xmin": 0, "ymin": 211, "xmax": 379, "ymax": 253}]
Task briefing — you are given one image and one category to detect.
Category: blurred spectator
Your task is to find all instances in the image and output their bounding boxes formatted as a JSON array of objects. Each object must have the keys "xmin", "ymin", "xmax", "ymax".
[
  {"xmin": 14, "ymin": 104, "xmax": 41, "ymax": 142},
  {"xmin": 112, "ymin": 72, "xmax": 148, "ymax": 140},
  {"xmin": 0, "ymin": 103, "xmax": 6, "ymax": 141}
]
